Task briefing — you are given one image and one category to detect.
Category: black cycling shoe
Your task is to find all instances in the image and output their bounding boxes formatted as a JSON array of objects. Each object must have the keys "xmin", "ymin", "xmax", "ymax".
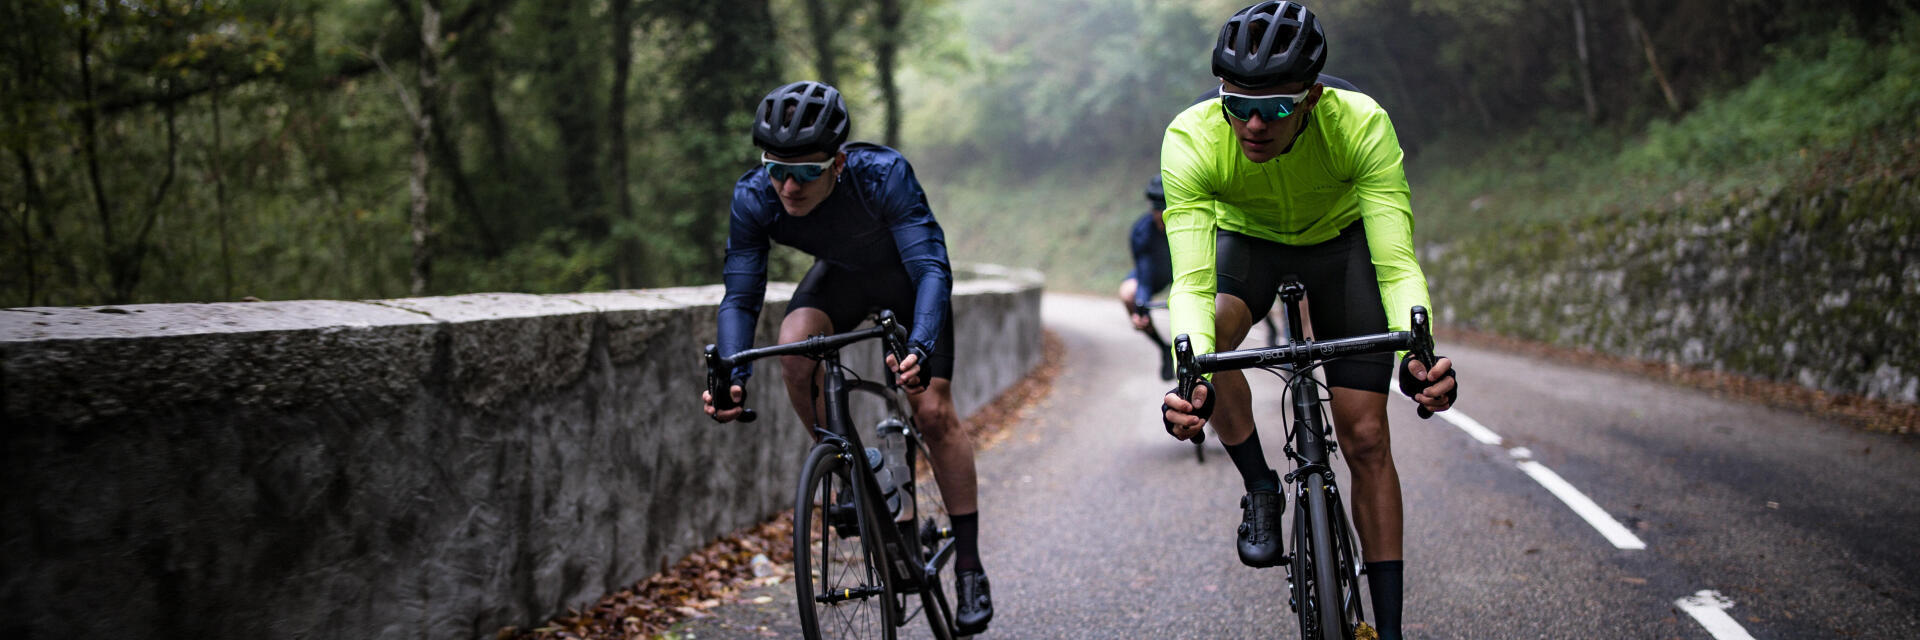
[
  {"xmin": 955, "ymin": 570, "xmax": 994, "ymax": 635},
  {"xmin": 1237, "ymin": 491, "xmax": 1284, "ymax": 567},
  {"xmin": 1158, "ymin": 350, "xmax": 1176, "ymax": 381}
]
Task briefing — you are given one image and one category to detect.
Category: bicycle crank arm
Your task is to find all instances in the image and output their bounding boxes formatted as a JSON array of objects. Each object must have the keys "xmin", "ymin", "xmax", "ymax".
[{"xmin": 923, "ymin": 538, "xmax": 956, "ymax": 577}]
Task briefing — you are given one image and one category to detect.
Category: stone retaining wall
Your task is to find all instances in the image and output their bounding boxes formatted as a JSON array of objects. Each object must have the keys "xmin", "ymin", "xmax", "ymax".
[
  {"xmin": 1426, "ymin": 177, "xmax": 1918, "ymax": 404},
  {"xmin": 0, "ymin": 267, "xmax": 1043, "ymax": 639}
]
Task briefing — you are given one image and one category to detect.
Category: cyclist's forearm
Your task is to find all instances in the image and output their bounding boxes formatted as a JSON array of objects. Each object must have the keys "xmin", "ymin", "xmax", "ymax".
[
  {"xmin": 903, "ymin": 257, "xmax": 952, "ymax": 355},
  {"xmin": 718, "ymin": 261, "xmax": 769, "ymax": 382},
  {"xmin": 1164, "ymin": 209, "xmax": 1219, "ymax": 358},
  {"xmin": 1132, "ymin": 254, "xmax": 1156, "ymax": 309}
]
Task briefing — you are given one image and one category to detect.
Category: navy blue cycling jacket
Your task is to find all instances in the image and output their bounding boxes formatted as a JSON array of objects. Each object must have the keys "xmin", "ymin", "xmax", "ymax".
[
  {"xmin": 718, "ymin": 143, "xmax": 953, "ymax": 383},
  {"xmin": 1129, "ymin": 211, "xmax": 1173, "ymax": 309}
]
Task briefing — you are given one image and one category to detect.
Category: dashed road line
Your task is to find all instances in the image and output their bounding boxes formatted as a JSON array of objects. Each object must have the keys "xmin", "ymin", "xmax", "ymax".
[
  {"xmin": 1675, "ymin": 590, "xmax": 1759, "ymax": 640},
  {"xmin": 1392, "ymin": 384, "xmax": 1644, "ymax": 549},
  {"xmin": 1509, "ymin": 448, "xmax": 1648, "ymax": 550},
  {"xmin": 1435, "ymin": 408, "xmax": 1503, "ymax": 446}
]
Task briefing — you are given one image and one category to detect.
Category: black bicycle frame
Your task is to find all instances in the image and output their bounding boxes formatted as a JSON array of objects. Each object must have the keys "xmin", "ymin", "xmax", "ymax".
[
  {"xmin": 1174, "ymin": 284, "xmax": 1435, "ymax": 639},
  {"xmin": 704, "ymin": 311, "xmax": 952, "ymax": 591}
]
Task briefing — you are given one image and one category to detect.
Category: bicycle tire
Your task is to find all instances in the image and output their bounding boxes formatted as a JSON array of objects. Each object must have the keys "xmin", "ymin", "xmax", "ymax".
[
  {"xmin": 795, "ymin": 443, "xmax": 899, "ymax": 640},
  {"xmin": 1327, "ymin": 486, "xmax": 1369, "ymax": 638},
  {"xmin": 908, "ymin": 430, "xmax": 958, "ymax": 640},
  {"xmin": 1296, "ymin": 472, "xmax": 1349, "ymax": 639}
]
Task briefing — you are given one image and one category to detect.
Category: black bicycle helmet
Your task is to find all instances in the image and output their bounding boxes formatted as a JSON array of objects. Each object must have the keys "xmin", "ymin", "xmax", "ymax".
[
  {"xmin": 1146, "ymin": 176, "xmax": 1166, "ymax": 209},
  {"xmin": 752, "ymin": 81, "xmax": 850, "ymax": 156},
  {"xmin": 1212, "ymin": 1, "xmax": 1327, "ymax": 90}
]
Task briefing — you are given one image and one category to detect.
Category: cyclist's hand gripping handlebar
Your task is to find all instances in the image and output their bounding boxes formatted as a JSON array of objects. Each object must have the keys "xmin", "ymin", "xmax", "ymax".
[
  {"xmin": 877, "ymin": 310, "xmax": 928, "ymax": 393},
  {"xmin": 1409, "ymin": 306, "xmax": 1437, "ymax": 420},
  {"xmin": 703, "ymin": 344, "xmax": 757, "ymax": 423},
  {"xmin": 1164, "ymin": 334, "xmax": 1211, "ymax": 443}
]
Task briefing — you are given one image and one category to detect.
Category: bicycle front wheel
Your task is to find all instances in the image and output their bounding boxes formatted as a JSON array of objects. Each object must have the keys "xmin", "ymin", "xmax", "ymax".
[
  {"xmin": 1293, "ymin": 472, "xmax": 1358, "ymax": 639},
  {"xmin": 908, "ymin": 431, "xmax": 957, "ymax": 640},
  {"xmin": 794, "ymin": 443, "xmax": 899, "ymax": 640}
]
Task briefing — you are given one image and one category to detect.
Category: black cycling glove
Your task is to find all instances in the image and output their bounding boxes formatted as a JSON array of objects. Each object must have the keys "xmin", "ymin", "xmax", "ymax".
[
  {"xmin": 1398, "ymin": 354, "xmax": 1458, "ymax": 406},
  {"xmin": 1161, "ymin": 379, "xmax": 1217, "ymax": 437},
  {"xmin": 899, "ymin": 347, "xmax": 931, "ymax": 392}
]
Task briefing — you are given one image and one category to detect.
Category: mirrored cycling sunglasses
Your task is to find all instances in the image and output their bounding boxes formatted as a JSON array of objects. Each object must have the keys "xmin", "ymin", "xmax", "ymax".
[
  {"xmin": 1219, "ymin": 86, "xmax": 1312, "ymax": 122},
  {"xmin": 762, "ymin": 154, "xmax": 835, "ymax": 184}
]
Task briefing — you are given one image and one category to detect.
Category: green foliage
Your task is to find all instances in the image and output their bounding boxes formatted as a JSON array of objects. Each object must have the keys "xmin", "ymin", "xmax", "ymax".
[
  {"xmin": 926, "ymin": 160, "xmax": 1154, "ymax": 294},
  {"xmin": 900, "ymin": 0, "xmax": 1211, "ymax": 172},
  {"xmin": 1623, "ymin": 22, "xmax": 1920, "ymax": 175},
  {"xmin": 0, "ymin": 0, "xmax": 854, "ymax": 307},
  {"xmin": 1409, "ymin": 13, "xmax": 1920, "ymax": 244}
]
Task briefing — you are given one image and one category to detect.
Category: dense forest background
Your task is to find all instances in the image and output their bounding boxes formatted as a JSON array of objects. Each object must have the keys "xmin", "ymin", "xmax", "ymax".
[{"xmin": 4, "ymin": 0, "xmax": 1917, "ymax": 307}]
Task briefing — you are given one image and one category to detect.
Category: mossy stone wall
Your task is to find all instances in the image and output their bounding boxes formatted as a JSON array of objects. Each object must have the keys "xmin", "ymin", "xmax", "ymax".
[{"xmin": 1426, "ymin": 177, "xmax": 1918, "ymax": 404}]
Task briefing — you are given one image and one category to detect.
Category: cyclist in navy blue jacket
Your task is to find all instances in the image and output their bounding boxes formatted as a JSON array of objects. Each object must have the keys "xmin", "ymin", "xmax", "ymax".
[
  {"xmin": 1118, "ymin": 176, "xmax": 1177, "ymax": 380},
  {"xmin": 701, "ymin": 80, "xmax": 993, "ymax": 634}
]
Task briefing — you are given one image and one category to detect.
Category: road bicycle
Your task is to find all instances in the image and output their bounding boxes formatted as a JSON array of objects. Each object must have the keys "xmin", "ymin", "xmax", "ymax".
[
  {"xmin": 705, "ymin": 310, "xmax": 958, "ymax": 640},
  {"xmin": 1173, "ymin": 281, "xmax": 1437, "ymax": 640}
]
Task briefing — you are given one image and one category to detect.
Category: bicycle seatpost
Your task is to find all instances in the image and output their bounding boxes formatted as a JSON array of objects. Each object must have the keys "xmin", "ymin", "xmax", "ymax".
[
  {"xmin": 1173, "ymin": 334, "xmax": 1206, "ymax": 444},
  {"xmin": 704, "ymin": 344, "xmax": 757, "ymax": 423}
]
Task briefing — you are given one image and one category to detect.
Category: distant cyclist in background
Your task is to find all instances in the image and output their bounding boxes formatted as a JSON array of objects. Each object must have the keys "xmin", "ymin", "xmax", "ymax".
[
  {"xmin": 701, "ymin": 80, "xmax": 994, "ymax": 634},
  {"xmin": 1156, "ymin": 4, "xmax": 1461, "ymax": 639},
  {"xmin": 1118, "ymin": 176, "xmax": 1177, "ymax": 381}
]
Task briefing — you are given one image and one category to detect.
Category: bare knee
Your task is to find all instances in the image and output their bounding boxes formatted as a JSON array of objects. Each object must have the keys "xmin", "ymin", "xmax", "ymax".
[
  {"xmin": 781, "ymin": 355, "xmax": 817, "ymax": 388},
  {"xmin": 1340, "ymin": 415, "xmax": 1393, "ymax": 470},
  {"xmin": 913, "ymin": 393, "xmax": 963, "ymax": 444}
]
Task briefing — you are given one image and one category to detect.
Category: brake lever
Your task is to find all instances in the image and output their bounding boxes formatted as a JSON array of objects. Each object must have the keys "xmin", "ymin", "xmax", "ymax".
[
  {"xmin": 1173, "ymin": 335, "xmax": 1206, "ymax": 444},
  {"xmin": 1410, "ymin": 306, "xmax": 1435, "ymax": 420},
  {"xmin": 876, "ymin": 310, "xmax": 927, "ymax": 392},
  {"xmin": 703, "ymin": 344, "xmax": 756, "ymax": 423}
]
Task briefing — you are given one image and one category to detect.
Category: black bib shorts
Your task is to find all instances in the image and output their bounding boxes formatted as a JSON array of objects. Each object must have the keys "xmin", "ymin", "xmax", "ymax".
[
  {"xmin": 1215, "ymin": 221, "xmax": 1393, "ymax": 393},
  {"xmin": 787, "ymin": 260, "xmax": 957, "ymax": 381}
]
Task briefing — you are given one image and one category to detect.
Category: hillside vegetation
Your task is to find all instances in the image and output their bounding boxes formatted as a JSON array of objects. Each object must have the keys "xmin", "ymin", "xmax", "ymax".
[
  {"xmin": 919, "ymin": 12, "xmax": 1920, "ymax": 295},
  {"xmin": 1412, "ymin": 17, "xmax": 1920, "ymax": 245}
]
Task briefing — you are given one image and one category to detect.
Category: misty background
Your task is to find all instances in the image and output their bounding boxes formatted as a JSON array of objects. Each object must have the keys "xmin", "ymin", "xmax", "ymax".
[{"xmin": 4, "ymin": 0, "xmax": 1917, "ymax": 307}]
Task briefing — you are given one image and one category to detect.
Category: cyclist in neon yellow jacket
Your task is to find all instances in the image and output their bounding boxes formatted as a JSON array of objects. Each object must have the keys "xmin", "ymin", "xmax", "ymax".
[{"xmin": 1158, "ymin": 4, "xmax": 1459, "ymax": 639}]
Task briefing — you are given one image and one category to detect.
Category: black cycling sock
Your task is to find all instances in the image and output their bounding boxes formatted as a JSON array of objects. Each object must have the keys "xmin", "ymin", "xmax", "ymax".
[
  {"xmin": 951, "ymin": 511, "xmax": 983, "ymax": 573},
  {"xmin": 1222, "ymin": 429, "xmax": 1280, "ymax": 493},
  {"xmin": 1365, "ymin": 560, "xmax": 1404, "ymax": 640}
]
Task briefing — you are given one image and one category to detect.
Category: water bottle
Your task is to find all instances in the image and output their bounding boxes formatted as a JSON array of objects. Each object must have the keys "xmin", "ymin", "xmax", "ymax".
[
  {"xmin": 863, "ymin": 445, "xmax": 901, "ymax": 521},
  {"xmin": 876, "ymin": 419, "xmax": 912, "ymax": 520}
]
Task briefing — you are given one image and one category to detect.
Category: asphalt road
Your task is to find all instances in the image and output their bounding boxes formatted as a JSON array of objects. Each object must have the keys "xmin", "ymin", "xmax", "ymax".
[{"xmin": 672, "ymin": 293, "xmax": 1920, "ymax": 639}]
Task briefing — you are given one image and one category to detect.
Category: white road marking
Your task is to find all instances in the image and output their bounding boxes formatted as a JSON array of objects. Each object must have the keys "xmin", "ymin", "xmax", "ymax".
[
  {"xmin": 1392, "ymin": 387, "xmax": 1647, "ymax": 550},
  {"xmin": 1438, "ymin": 409, "xmax": 1504, "ymax": 446},
  {"xmin": 1675, "ymin": 590, "xmax": 1758, "ymax": 640},
  {"xmin": 1514, "ymin": 455, "xmax": 1648, "ymax": 550},
  {"xmin": 1391, "ymin": 378, "xmax": 1503, "ymax": 445}
]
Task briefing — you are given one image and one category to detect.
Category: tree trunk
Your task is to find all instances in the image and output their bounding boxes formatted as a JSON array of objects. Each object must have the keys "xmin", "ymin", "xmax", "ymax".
[
  {"xmin": 115, "ymin": 97, "xmax": 179, "ymax": 303},
  {"xmin": 76, "ymin": 8, "xmax": 114, "ymax": 293},
  {"xmin": 543, "ymin": 2, "xmax": 605, "ymax": 238},
  {"xmin": 212, "ymin": 85, "xmax": 233, "ymax": 300},
  {"xmin": 609, "ymin": 0, "xmax": 635, "ymax": 287},
  {"xmin": 1622, "ymin": 2, "xmax": 1680, "ymax": 113},
  {"xmin": 411, "ymin": 0, "xmax": 441, "ymax": 296},
  {"xmin": 8, "ymin": 145, "xmax": 46, "ymax": 306},
  {"xmin": 5, "ymin": 34, "xmax": 52, "ymax": 305},
  {"xmin": 805, "ymin": 0, "xmax": 839, "ymax": 86},
  {"xmin": 874, "ymin": 0, "xmax": 903, "ymax": 147},
  {"xmin": 1570, "ymin": 0, "xmax": 1599, "ymax": 122}
]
